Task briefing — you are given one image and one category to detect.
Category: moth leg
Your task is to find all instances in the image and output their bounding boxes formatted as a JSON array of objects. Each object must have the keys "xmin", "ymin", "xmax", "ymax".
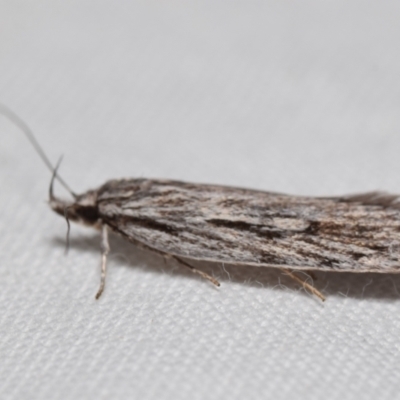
[
  {"xmin": 95, "ymin": 224, "xmax": 110, "ymax": 299},
  {"xmin": 281, "ymin": 268, "xmax": 325, "ymax": 302},
  {"xmin": 173, "ymin": 256, "xmax": 220, "ymax": 287}
]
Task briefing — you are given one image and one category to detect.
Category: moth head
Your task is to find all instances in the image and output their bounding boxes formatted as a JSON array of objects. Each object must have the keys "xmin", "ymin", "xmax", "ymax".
[
  {"xmin": 49, "ymin": 190, "xmax": 100, "ymax": 227},
  {"xmin": 48, "ymin": 161, "xmax": 100, "ymax": 227}
]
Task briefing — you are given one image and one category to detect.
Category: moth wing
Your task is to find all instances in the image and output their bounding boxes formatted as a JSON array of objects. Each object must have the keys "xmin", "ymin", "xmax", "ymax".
[
  {"xmin": 98, "ymin": 180, "xmax": 400, "ymax": 273},
  {"xmin": 338, "ymin": 191, "xmax": 400, "ymax": 209}
]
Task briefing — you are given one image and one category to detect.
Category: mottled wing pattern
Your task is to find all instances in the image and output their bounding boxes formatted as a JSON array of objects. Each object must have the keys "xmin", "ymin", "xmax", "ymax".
[{"xmin": 97, "ymin": 179, "xmax": 400, "ymax": 272}]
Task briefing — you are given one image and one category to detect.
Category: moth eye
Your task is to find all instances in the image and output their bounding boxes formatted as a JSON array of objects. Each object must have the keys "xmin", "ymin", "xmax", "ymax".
[{"xmin": 77, "ymin": 206, "xmax": 99, "ymax": 223}]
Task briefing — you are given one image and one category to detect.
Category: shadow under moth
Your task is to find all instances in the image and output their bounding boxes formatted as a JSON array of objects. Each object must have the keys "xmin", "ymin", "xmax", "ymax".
[{"xmin": 3, "ymin": 104, "xmax": 400, "ymax": 301}]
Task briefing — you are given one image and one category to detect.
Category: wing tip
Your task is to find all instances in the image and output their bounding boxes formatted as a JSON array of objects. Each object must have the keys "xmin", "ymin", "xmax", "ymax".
[{"xmin": 340, "ymin": 191, "xmax": 400, "ymax": 209}]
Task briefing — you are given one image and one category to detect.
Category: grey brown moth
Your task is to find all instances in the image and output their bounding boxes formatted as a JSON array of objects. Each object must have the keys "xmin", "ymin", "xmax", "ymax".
[
  {"xmin": 51, "ymin": 179, "xmax": 400, "ymax": 301},
  {"xmin": 3, "ymin": 104, "xmax": 400, "ymax": 301}
]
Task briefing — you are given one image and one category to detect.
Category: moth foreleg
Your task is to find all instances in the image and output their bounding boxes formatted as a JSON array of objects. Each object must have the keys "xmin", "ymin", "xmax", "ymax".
[
  {"xmin": 95, "ymin": 224, "xmax": 110, "ymax": 299},
  {"xmin": 281, "ymin": 268, "xmax": 325, "ymax": 302},
  {"xmin": 172, "ymin": 256, "xmax": 220, "ymax": 287}
]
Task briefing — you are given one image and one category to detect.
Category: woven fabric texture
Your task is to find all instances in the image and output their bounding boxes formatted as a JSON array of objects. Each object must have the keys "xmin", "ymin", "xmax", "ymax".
[{"xmin": 1, "ymin": 2, "xmax": 400, "ymax": 399}]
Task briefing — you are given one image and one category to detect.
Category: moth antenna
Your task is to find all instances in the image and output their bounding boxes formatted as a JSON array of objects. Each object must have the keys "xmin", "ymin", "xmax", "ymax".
[
  {"xmin": 0, "ymin": 103, "xmax": 77, "ymax": 199},
  {"xmin": 49, "ymin": 155, "xmax": 64, "ymax": 201},
  {"xmin": 49, "ymin": 157, "xmax": 72, "ymax": 254}
]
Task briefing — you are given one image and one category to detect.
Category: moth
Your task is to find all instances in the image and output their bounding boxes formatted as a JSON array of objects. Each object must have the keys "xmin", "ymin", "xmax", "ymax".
[{"xmin": 3, "ymin": 104, "xmax": 400, "ymax": 301}]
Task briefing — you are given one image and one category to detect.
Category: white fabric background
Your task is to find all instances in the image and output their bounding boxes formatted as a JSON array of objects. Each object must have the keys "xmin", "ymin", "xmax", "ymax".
[{"xmin": 1, "ymin": 2, "xmax": 400, "ymax": 399}]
